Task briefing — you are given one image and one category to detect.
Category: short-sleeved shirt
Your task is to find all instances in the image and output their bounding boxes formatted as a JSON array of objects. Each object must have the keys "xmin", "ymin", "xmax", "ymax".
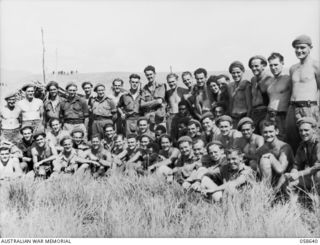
[
  {"xmin": 294, "ymin": 136, "xmax": 320, "ymax": 170},
  {"xmin": 17, "ymin": 98, "xmax": 43, "ymax": 121},
  {"xmin": 44, "ymin": 96, "xmax": 64, "ymax": 123},
  {"xmin": 0, "ymin": 105, "xmax": 21, "ymax": 129},
  {"xmin": 60, "ymin": 96, "xmax": 89, "ymax": 120},
  {"xmin": 91, "ymin": 96, "xmax": 117, "ymax": 117},
  {"xmin": 118, "ymin": 91, "xmax": 142, "ymax": 117}
]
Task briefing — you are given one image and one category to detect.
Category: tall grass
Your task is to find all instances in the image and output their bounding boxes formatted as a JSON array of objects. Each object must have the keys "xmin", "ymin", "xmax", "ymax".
[{"xmin": 0, "ymin": 172, "xmax": 319, "ymax": 238}]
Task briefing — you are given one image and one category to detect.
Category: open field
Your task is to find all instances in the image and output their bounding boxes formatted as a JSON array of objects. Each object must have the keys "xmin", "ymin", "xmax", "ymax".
[{"xmin": 0, "ymin": 172, "xmax": 319, "ymax": 238}]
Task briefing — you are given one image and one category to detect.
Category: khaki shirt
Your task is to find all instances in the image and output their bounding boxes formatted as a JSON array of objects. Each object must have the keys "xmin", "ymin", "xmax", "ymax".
[
  {"xmin": 60, "ymin": 96, "xmax": 89, "ymax": 120},
  {"xmin": 91, "ymin": 96, "xmax": 117, "ymax": 117},
  {"xmin": 294, "ymin": 136, "xmax": 320, "ymax": 170}
]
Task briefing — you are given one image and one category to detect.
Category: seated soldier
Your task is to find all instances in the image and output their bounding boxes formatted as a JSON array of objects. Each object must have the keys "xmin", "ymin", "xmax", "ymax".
[
  {"xmin": 71, "ymin": 128, "xmax": 90, "ymax": 153},
  {"xmin": 235, "ymin": 117, "xmax": 264, "ymax": 171},
  {"xmin": 201, "ymin": 148, "xmax": 254, "ymax": 202},
  {"xmin": 101, "ymin": 123, "xmax": 116, "ymax": 151},
  {"xmin": 46, "ymin": 118, "xmax": 69, "ymax": 153},
  {"xmin": 0, "ymin": 145, "xmax": 23, "ymax": 180},
  {"xmin": 53, "ymin": 136, "xmax": 100, "ymax": 175},
  {"xmin": 284, "ymin": 117, "xmax": 320, "ymax": 194},
  {"xmin": 137, "ymin": 117, "xmax": 155, "ymax": 141},
  {"xmin": 154, "ymin": 125, "xmax": 167, "ymax": 145},
  {"xmin": 257, "ymin": 120, "xmax": 294, "ymax": 190},
  {"xmin": 31, "ymin": 131, "xmax": 58, "ymax": 178},
  {"xmin": 192, "ymin": 139, "xmax": 206, "ymax": 161},
  {"xmin": 113, "ymin": 134, "xmax": 140, "ymax": 166},
  {"xmin": 111, "ymin": 134, "xmax": 127, "ymax": 156},
  {"xmin": 17, "ymin": 125, "xmax": 35, "ymax": 173},
  {"xmin": 212, "ymin": 102, "xmax": 227, "ymax": 120},
  {"xmin": 200, "ymin": 112, "xmax": 220, "ymax": 145},
  {"xmin": 214, "ymin": 115, "xmax": 242, "ymax": 149},
  {"xmin": 187, "ymin": 119, "xmax": 203, "ymax": 142}
]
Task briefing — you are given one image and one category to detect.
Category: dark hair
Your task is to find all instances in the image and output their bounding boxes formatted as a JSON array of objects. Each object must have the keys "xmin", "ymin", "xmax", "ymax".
[
  {"xmin": 155, "ymin": 125, "xmax": 167, "ymax": 134},
  {"xmin": 91, "ymin": 134, "xmax": 101, "ymax": 141},
  {"xmin": 127, "ymin": 134, "xmax": 138, "ymax": 140},
  {"xmin": 103, "ymin": 123, "xmax": 114, "ymax": 131},
  {"xmin": 147, "ymin": 142, "xmax": 160, "ymax": 154},
  {"xmin": 112, "ymin": 78, "xmax": 124, "ymax": 86},
  {"xmin": 206, "ymin": 141, "xmax": 223, "ymax": 152},
  {"xmin": 216, "ymin": 74, "xmax": 230, "ymax": 82},
  {"xmin": 192, "ymin": 138, "xmax": 205, "ymax": 146},
  {"xmin": 229, "ymin": 61, "xmax": 245, "ymax": 73},
  {"xmin": 49, "ymin": 117, "xmax": 60, "ymax": 127},
  {"xmin": 194, "ymin": 68, "xmax": 207, "ymax": 78},
  {"xmin": 160, "ymin": 134, "xmax": 172, "ymax": 143},
  {"xmin": 226, "ymin": 147, "xmax": 243, "ymax": 156},
  {"xmin": 181, "ymin": 71, "xmax": 192, "ymax": 78},
  {"xmin": 261, "ymin": 120, "xmax": 278, "ymax": 130},
  {"xmin": 213, "ymin": 102, "xmax": 227, "ymax": 112},
  {"xmin": 187, "ymin": 120, "xmax": 200, "ymax": 128},
  {"xmin": 129, "ymin": 73, "xmax": 141, "ymax": 80},
  {"xmin": 114, "ymin": 134, "xmax": 124, "ymax": 141},
  {"xmin": 166, "ymin": 73, "xmax": 179, "ymax": 81},
  {"xmin": 268, "ymin": 52, "xmax": 284, "ymax": 63},
  {"xmin": 206, "ymin": 75, "xmax": 218, "ymax": 87},
  {"xmin": 144, "ymin": 65, "xmax": 156, "ymax": 74}
]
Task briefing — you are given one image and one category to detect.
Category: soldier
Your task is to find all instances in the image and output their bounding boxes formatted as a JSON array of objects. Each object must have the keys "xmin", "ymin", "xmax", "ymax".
[
  {"xmin": 0, "ymin": 145, "xmax": 23, "ymax": 180},
  {"xmin": 137, "ymin": 117, "xmax": 155, "ymax": 141},
  {"xmin": 181, "ymin": 71, "xmax": 195, "ymax": 101},
  {"xmin": 46, "ymin": 118, "xmax": 69, "ymax": 153},
  {"xmin": 17, "ymin": 125, "xmax": 35, "ymax": 173},
  {"xmin": 200, "ymin": 112, "xmax": 220, "ymax": 145}
]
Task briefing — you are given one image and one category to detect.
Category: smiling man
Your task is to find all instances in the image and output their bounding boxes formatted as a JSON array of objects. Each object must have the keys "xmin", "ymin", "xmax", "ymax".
[{"xmin": 286, "ymin": 35, "xmax": 320, "ymax": 153}]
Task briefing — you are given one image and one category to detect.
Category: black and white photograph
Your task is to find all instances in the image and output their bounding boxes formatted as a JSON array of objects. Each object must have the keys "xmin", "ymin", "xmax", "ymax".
[{"xmin": 0, "ymin": 0, "xmax": 319, "ymax": 240}]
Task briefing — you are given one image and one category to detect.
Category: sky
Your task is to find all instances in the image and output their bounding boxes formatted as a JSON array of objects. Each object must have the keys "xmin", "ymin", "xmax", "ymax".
[{"xmin": 0, "ymin": 0, "xmax": 319, "ymax": 74}]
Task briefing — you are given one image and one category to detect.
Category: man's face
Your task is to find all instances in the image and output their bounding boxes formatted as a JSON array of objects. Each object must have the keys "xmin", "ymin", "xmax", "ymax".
[
  {"xmin": 218, "ymin": 121, "xmax": 232, "ymax": 136},
  {"xmin": 130, "ymin": 78, "xmax": 140, "ymax": 90},
  {"xmin": 0, "ymin": 150, "xmax": 10, "ymax": 163},
  {"xmin": 22, "ymin": 129, "xmax": 32, "ymax": 141},
  {"xmin": 72, "ymin": 132, "xmax": 84, "ymax": 145},
  {"xmin": 178, "ymin": 105, "xmax": 188, "ymax": 116},
  {"xmin": 114, "ymin": 137, "xmax": 124, "ymax": 149},
  {"xmin": 178, "ymin": 123, "xmax": 187, "ymax": 135},
  {"xmin": 25, "ymin": 87, "xmax": 35, "ymax": 100},
  {"xmin": 295, "ymin": 44, "xmax": 311, "ymax": 60},
  {"xmin": 231, "ymin": 68, "xmax": 243, "ymax": 82},
  {"xmin": 216, "ymin": 77, "xmax": 228, "ymax": 88},
  {"xmin": 167, "ymin": 77, "xmax": 177, "ymax": 89},
  {"xmin": 48, "ymin": 86, "xmax": 58, "ymax": 98},
  {"xmin": 214, "ymin": 106, "xmax": 224, "ymax": 118},
  {"xmin": 104, "ymin": 127, "xmax": 115, "ymax": 139},
  {"xmin": 67, "ymin": 86, "xmax": 77, "ymax": 98},
  {"xmin": 299, "ymin": 123, "xmax": 314, "ymax": 142},
  {"xmin": 96, "ymin": 86, "xmax": 105, "ymax": 98},
  {"xmin": 193, "ymin": 142, "xmax": 204, "ymax": 159},
  {"xmin": 155, "ymin": 130, "xmax": 164, "ymax": 140},
  {"xmin": 202, "ymin": 118, "xmax": 213, "ymax": 132},
  {"xmin": 35, "ymin": 135, "xmax": 45, "ymax": 148},
  {"xmin": 240, "ymin": 123, "xmax": 254, "ymax": 139},
  {"xmin": 145, "ymin": 70, "xmax": 156, "ymax": 83},
  {"xmin": 262, "ymin": 125, "xmax": 277, "ymax": 143},
  {"xmin": 208, "ymin": 144, "xmax": 223, "ymax": 162},
  {"xmin": 160, "ymin": 137, "xmax": 171, "ymax": 152},
  {"xmin": 6, "ymin": 98, "xmax": 16, "ymax": 108},
  {"xmin": 195, "ymin": 73, "xmax": 206, "ymax": 88},
  {"xmin": 83, "ymin": 84, "xmax": 92, "ymax": 96},
  {"xmin": 179, "ymin": 141, "xmax": 192, "ymax": 157},
  {"xmin": 182, "ymin": 74, "xmax": 193, "ymax": 89},
  {"xmin": 140, "ymin": 137, "xmax": 150, "ymax": 149},
  {"xmin": 250, "ymin": 59, "xmax": 265, "ymax": 77},
  {"xmin": 91, "ymin": 137, "xmax": 101, "ymax": 150},
  {"xmin": 269, "ymin": 58, "xmax": 283, "ymax": 77},
  {"xmin": 209, "ymin": 82, "xmax": 220, "ymax": 94},
  {"xmin": 187, "ymin": 124, "xmax": 199, "ymax": 138},
  {"xmin": 138, "ymin": 120, "xmax": 148, "ymax": 133},
  {"xmin": 113, "ymin": 81, "xmax": 122, "ymax": 94},
  {"xmin": 51, "ymin": 120, "xmax": 61, "ymax": 133},
  {"xmin": 227, "ymin": 151, "xmax": 242, "ymax": 171},
  {"xmin": 63, "ymin": 139, "xmax": 73, "ymax": 152},
  {"xmin": 127, "ymin": 138, "xmax": 137, "ymax": 150}
]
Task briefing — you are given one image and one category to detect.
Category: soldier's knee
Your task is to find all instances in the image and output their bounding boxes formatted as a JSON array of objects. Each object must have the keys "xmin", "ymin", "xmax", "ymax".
[{"xmin": 259, "ymin": 157, "xmax": 271, "ymax": 169}]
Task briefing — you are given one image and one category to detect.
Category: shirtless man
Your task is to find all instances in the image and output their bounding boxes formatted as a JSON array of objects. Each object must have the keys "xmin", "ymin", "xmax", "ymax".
[
  {"xmin": 0, "ymin": 145, "xmax": 22, "ymax": 180},
  {"xmin": 286, "ymin": 35, "xmax": 320, "ymax": 153},
  {"xmin": 266, "ymin": 52, "xmax": 291, "ymax": 140},
  {"xmin": 235, "ymin": 117, "xmax": 264, "ymax": 171},
  {"xmin": 248, "ymin": 55, "xmax": 273, "ymax": 134}
]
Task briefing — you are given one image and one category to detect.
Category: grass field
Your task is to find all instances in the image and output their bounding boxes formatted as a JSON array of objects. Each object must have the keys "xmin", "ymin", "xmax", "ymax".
[{"xmin": 0, "ymin": 172, "xmax": 319, "ymax": 238}]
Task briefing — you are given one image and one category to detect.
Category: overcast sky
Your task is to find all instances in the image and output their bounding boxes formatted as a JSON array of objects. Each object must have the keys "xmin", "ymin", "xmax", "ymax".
[{"xmin": 0, "ymin": 0, "xmax": 319, "ymax": 74}]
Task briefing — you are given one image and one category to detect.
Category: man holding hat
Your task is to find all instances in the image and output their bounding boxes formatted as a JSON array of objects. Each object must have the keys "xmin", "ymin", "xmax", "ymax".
[
  {"xmin": 60, "ymin": 82, "xmax": 89, "ymax": 140},
  {"xmin": 284, "ymin": 117, "xmax": 320, "ymax": 193},
  {"xmin": 286, "ymin": 34, "xmax": 320, "ymax": 153},
  {"xmin": 16, "ymin": 83, "xmax": 44, "ymax": 133},
  {"xmin": 90, "ymin": 83, "xmax": 117, "ymax": 139},
  {"xmin": 0, "ymin": 92, "xmax": 22, "ymax": 145},
  {"xmin": 248, "ymin": 55, "xmax": 273, "ymax": 135}
]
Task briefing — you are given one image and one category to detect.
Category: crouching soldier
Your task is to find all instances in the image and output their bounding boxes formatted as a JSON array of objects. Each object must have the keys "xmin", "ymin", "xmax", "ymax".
[{"xmin": 0, "ymin": 144, "xmax": 23, "ymax": 180}]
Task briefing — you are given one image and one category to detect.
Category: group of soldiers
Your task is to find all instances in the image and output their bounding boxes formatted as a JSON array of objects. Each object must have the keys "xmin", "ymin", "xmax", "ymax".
[{"xmin": 0, "ymin": 34, "xmax": 319, "ymax": 201}]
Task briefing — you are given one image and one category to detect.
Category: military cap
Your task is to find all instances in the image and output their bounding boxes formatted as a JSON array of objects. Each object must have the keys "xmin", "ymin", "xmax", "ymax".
[
  {"xmin": 177, "ymin": 135, "xmax": 193, "ymax": 144},
  {"xmin": 200, "ymin": 112, "xmax": 214, "ymax": 122},
  {"xmin": 93, "ymin": 83, "xmax": 105, "ymax": 92},
  {"xmin": 292, "ymin": 35, "xmax": 312, "ymax": 48},
  {"xmin": 60, "ymin": 135, "xmax": 73, "ymax": 146},
  {"xmin": 216, "ymin": 115, "xmax": 233, "ymax": 125},
  {"xmin": 21, "ymin": 83, "xmax": 35, "ymax": 91},
  {"xmin": 228, "ymin": 61, "xmax": 245, "ymax": 73},
  {"xmin": 248, "ymin": 55, "xmax": 268, "ymax": 68},
  {"xmin": 81, "ymin": 81, "xmax": 93, "ymax": 89},
  {"xmin": 207, "ymin": 140, "xmax": 224, "ymax": 150},
  {"xmin": 65, "ymin": 82, "xmax": 77, "ymax": 90},
  {"xmin": 297, "ymin": 117, "xmax": 317, "ymax": 128},
  {"xmin": 237, "ymin": 117, "xmax": 254, "ymax": 130},
  {"xmin": 4, "ymin": 92, "xmax": 16, "ymax": 101},
  {"xmin": 46, "ymin": 81, "xmax": 59, "ymax": 91},
  {"xmin": 20, "ymin": 125, "xmax": 34, "ymax": 134},
  {"xmin": 33, "ymin": 131, "xmax": 46, "ymax": 140},
  {"xmin": 71, "ymin": 128, "xmax": 85, "ymax": 136},
  {"xmin": 188, "ymin": 119, "xmax": 201, "ymax": 128}
]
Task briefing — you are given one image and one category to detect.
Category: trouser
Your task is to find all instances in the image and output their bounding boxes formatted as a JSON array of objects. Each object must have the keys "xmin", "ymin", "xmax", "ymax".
[
  {"xmin": 265, "ymin": 110, "xmax": 286, "ymax": 141},
  {"xmin": 285, "ymin": 104, "xmax": 320, "ymax": 153},
  {"xmin": 166, "ymin": 113, "xmax": 177, "ymax": 136},
  {"xmin": 144, "ymin": 110, "xmax": 166, "ymax": 132},
  {"xmin": 251, "ymin": 107, "xmax": 267, "ymax": 135},
  {"xmin": 1, "ymin": 128, "xmax": 21, "ymax": 145},
  {"xmin": 22, "ymin": 119, "xmax": 44, "ymax": 133},
  {"xmin": 63, "ymin": 123, "xmax": 87, "ymax": 140}
]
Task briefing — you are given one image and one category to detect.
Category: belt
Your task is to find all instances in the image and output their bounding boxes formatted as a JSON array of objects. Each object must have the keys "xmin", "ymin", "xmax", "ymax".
[
  {"xmin": 231, "ymin": 112, "xmax": 247, "ymax": 118},
  {"xmin": 93, "ymin": 115, "xmax": 112, "ymax": 120},
  {"xmin": 289, "ymin": 101, "xmax": 317, "ymax": 107},
  {"xmin": 267, "ymin": 110, "xmax": 286, "ymax": 117},
  {"xmin": 64, "ymin": 118, "xmax": 84, "ymax": 124}
]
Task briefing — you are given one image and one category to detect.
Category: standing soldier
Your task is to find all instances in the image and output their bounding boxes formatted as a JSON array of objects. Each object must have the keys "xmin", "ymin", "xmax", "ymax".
[
  {"xmin": 81, "ymin": 81, "xmax": 94, "ymax": 140},
  {"xmin": 141, "ymin": 65, "xmax": 167, "ymax": 132},
  {"xmin": 90, "ymin": 83, "xmax": 117, "ymax": 139},
  {"xmin": 181, "ymin": 71, "xmax": 195, "ymax": 101},
  {"xmin": 0, "ymin": 92, "xmax": 21, "ymax": 145},
  {"xmin": 60, "ymin": 82, "xmax": 89, "ymax": 140}
]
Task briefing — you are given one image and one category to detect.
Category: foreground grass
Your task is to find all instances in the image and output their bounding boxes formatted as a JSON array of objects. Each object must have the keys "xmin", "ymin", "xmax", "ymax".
[{"xmin": 0, "ymin": 172, "xmax": 319, "ymax": 237}]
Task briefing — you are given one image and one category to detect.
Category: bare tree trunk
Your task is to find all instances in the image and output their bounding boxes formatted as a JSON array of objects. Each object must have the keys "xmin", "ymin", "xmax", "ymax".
[{"xmin": 41, "ymin": 27, "xmax": 46, "ymax": 84}]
